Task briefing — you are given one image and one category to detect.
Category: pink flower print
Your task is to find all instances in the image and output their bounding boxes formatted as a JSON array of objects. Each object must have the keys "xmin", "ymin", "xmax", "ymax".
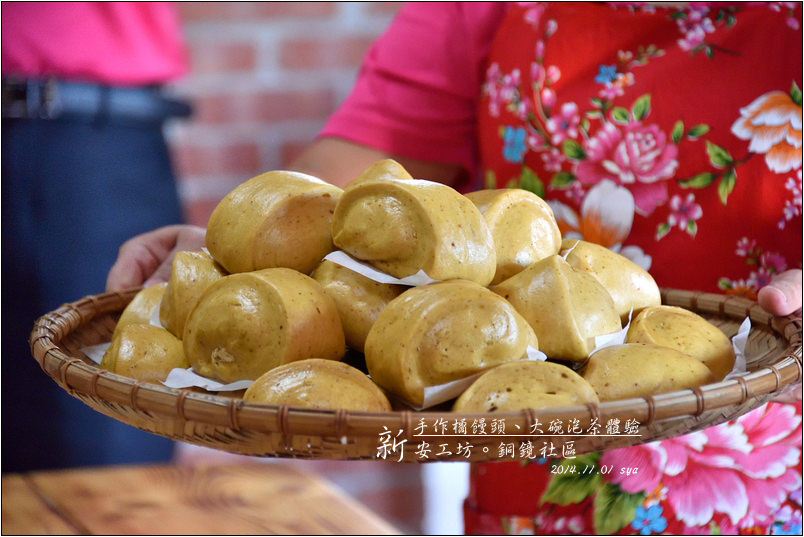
[
  {"xmin": 534, "ymin": 39, "xmax": 545, "ymax": 61},
  {"xmin": 676, "ymin": 7, "xmax": 715, "ymax": 52},
  {"xmin": 780, "ymin": 170, "xmax": 803, "ymax": 228},
  {"xmin": 667, "ymin": 193, "xmax": 703, "ymax": 232},
  {"xmin": 545, "ymin": 65, "xmax": 561, "ymax": 85},
  {"xmin": 545, "ymin": 19, "xmax": 558, "ymax": 37},
  {"xmin": 545, "ymin": 102, "xmax": 580, "ymax": 145},
  {"xmin": 770, "ymin": 505, "xmax": 803, "ymax": 535},
  {"xmin": 601, "ymin": 402, "xmax": 803, "ymax": 528},
  {"xmin": 541, "ymin": 147, "xmax": 564, "ymax": 172},
  {"xmin": 523, "ymin": 4, "xmax": 544, "ymax": 26},
  {"xmin": 790, "ymin": 487, "xmax": 803, "ymax": 507},
  {"xmin": 751, "ymin": 265, "xmax": 777, "ymax": 289},
  {"xmin": 576, "ymin": 122, "xmax": 678, "ymax": 215},
  {"xmin": 526, "ymin": 132, "xmax": 545, "ymax": 152},
  {"xmin": 532, "ymin": 513, "xmax": 586, "ymax": 535},
  {"xmin": 530, "ymin": 62, "xmax": 544, "ymax": 85},
  {"xmin": 759, "ymin": 250, "xmax": 788, "ymax": 273},
  {"xmin": 564, "ymin": 180, "xmax": 586, "ymax": 205},
  {"xmin": 541, "ymin": 87, "xmax": 557, "ymax": 109},
  {"xmin": 515, "ymin": 98, "xmax": 532, "ymax": 121},
  {"xmin": 736, "ymin": 237, "xmax": 758, "ymax": 257}
]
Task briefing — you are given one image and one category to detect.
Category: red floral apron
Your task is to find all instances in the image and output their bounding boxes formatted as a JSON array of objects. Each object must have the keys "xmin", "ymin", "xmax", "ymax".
[{"xmin": 465, "ymin": 3, "xmax": 802, "ymax": 535}]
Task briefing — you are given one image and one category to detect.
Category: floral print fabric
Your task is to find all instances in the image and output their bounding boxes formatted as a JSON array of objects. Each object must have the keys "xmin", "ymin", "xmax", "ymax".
[
  {"xmin": 467, "ymin": 3, "xmax": 802, "ymax": 535},
  {"xmin": 477, "ymin": 1, "xmax": 802, "ymax": 297}
]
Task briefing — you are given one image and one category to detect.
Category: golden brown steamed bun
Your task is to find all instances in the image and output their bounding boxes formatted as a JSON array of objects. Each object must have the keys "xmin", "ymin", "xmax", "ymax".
[
  {"xmin": 112, "ymin": 283, "xmax": 166, "ymax": 340},
  {"xmin": 311, "ymin": 259, "xmax": 406, "ymax": 352},
  {"xmin": 331, "ymin": 173, "xmax": 496, "ymax": 285},
  {"xmin": 560, "ymin": 239, "xmax": 661, "ymax": 322},
  {"xmin": 626, "ymin": 305, "xmax": 736, "ymax": 381},
  {"xmin": 349, "ymin": 158, "xmax": 413, "ymax": 185},
  {"xmin": 465, "ymin": 188, "xmax": 562, "ymax": 284},
  {"xmin": 101, "ymin": 323, "xmax": 188, "ymax": 383},
  {"xmin": 581, "ymin": 343, "xmax": 716, "ymax": 400},
  {"xmin": 205, "ymin": 170, "xmax": 342, "ymax": 274},
  {"xmin": 364, "ymin": 280, "xmax": 538, "ymax": 407},
  {"xmin": 493, "ymin": 254, "xmax": 622, "ymax": 362},
  {"xmin": 453, "ymin": 361, "xmax": 599, "ymax": 413},
  {"xmin": 159, "ymin": 250, "xmax": 227, "ymax": 338},
  {"xmin": 183, "ymin": 268, "xmax": 345, "ymax": 383},
  {"xmin": 243, "ymin": 358, "xmax": 392, "ymax": 412}
]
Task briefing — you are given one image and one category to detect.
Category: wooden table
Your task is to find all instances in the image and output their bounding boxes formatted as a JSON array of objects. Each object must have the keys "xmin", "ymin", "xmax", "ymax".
[{"xmin": 2, "ymin": 462, "xmax": 402, "ymax": 535}]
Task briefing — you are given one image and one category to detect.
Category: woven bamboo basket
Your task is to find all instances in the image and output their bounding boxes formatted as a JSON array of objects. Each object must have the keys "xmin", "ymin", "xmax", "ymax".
[{"xmin": 30, "ymin": 288, "xmax": 801, "ymax": 463}]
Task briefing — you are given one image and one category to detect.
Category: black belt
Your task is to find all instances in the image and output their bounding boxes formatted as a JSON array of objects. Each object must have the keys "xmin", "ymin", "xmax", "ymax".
[{"xmin": 1, "ymin": 78, "xmax": 192, "ymax": 122}]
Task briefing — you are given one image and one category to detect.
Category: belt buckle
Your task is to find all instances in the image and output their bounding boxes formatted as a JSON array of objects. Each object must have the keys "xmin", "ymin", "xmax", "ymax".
[
  {"xmin": 38, "ymin": 79, "xmax": 62, "ymax": 119},
  {"xmin": 1, "ymin": 78, "xmax": 61, "ymax": 119}
]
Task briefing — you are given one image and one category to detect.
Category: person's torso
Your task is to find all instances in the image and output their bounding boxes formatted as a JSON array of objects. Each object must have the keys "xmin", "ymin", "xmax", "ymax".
[
  {"xmin": 477, "ymin": 1, "xmax": 803, "ymax": 295},
  {"xmin": 1, "ymin": 2, "xmax": 187, "ymax": 85}
]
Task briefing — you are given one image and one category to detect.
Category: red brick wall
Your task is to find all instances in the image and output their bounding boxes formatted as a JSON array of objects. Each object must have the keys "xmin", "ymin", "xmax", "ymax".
[{"xmin": 166, "ymin": 2, "xmax": 402, "ymax": 226}]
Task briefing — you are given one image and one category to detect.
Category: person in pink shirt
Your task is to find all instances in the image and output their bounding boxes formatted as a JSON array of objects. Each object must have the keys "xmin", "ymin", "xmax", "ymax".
[
  {"xmin": 106, "ymin": 2, "xmax": 801, "ymax": 534},
  {"xmin": 2, "ymin": 2, "xmax": 190, "ymax": 472}
]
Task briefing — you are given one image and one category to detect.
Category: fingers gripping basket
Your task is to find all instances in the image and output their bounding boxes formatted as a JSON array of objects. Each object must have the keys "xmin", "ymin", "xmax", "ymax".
[{"xmin": 30, "ymin": 288, "xmax": 801, "ymax": 463}]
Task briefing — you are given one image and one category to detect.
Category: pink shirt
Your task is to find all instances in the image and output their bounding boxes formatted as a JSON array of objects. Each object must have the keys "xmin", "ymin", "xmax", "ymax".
[
  {"xmin": 2, "ymin": 2, "xmax": 188, "ymax": 86},
  {"xmin": 320, "ymin": 2, "xmax": 510, "ymax": 189}
]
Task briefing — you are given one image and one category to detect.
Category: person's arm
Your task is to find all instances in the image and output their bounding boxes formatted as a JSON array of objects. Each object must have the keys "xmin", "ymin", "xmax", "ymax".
[{"xmin": 289, "ymin": 137, "xmax": 466, "ymax": 188}]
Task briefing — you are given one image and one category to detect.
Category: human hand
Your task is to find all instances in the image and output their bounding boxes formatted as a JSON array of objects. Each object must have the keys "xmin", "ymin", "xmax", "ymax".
[
  {"xmin": 105, "ymin": 224, "xmax": 206, "ymax": 292},
  {"xmin": 757, "ymin": 269, "xmax": 802, "ymax": 403},
  {"xmin": 757, "ymin": 269, "xmax": 802, "ymax": 317}
]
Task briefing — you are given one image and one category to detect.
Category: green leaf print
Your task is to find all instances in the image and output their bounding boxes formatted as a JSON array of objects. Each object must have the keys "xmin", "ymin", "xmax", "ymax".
[
  {"xmin": 593, "ymin": 483, "xmax": 645, "ymax": 535},
  {"xmin": 672, "ymin": 120, "xmax": 684, "ymax": 144},
  {"xmin": 656, "ymin": 221, "xmax": 671, "ymax": 241},
  {"xmin": 679, "ymin": 172, "xmax": 716, "ymax": 188},
  {"xmin": 611, "ymin": 107, "xmax": 630, "ymax": 123},
  {"xmin": 484, "ymin": 170, "xmax": 497, "ymax": 190},
  {"xmin": 541, "ymin": 454, "xmax": 602, "ymax": 506},
  {"xmin": 686, "ymin": 124, "xmax": 710, "ymax": 139},
  {"xmin": 631, "ymin": 94, "xmax": 651, "ymax": 121},
  {"xmin": 718, "ymin": 168, "xmax": 737, "ymax": 204},
  {"xmin": 550, "ymin": 171, "xmax": 575, "ymax": 188},
  {"xmin": 706, "ymin": 141, "xmax": 734, "ymax": 168},
  {"xmin": 562, "ymin": 139, "xmax": 586, "ymax": 160},
  {"xmin": 791, "ymin": 81, "xmax": 802, "ymax": 107},
  {"xmin": 519, "ymin": 167, "xmax": 545, "ymax": 198}
]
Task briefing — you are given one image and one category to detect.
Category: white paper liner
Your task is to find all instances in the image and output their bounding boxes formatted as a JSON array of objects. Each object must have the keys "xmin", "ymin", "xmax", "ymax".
[
  {"xmin": 81, "ymin": 303, "xmax": 252, "ymax": 392},
  {"xmin": 403, "ymin": 311, "xmax": 753, "ymax": 410},
  {"xmin": 81, "ymin": 271, "xmax": 754, "ymax": 400},
  {"xmin": 323, "ymin": 250, "xmax": 440, "ymax": 286},
  {"xmin": 163, "ymin": 367, "xmax": 252, "ymax": 392},
  {"xmin": 593, "ymin": 308, "xmax": 634, "ymax": 351},
  {"xmin": 407, "ymin": 346, "xmax": 549, "ymax": 411},
  {"xmin": 724, "ymin": 316, "xmax": 751, "ymax": 379}
]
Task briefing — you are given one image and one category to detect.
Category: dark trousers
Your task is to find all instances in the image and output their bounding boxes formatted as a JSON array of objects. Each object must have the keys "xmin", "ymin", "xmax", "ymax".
[{"xmin": 2, "ymin": 116, "xmax": 184, "ymax": 472}]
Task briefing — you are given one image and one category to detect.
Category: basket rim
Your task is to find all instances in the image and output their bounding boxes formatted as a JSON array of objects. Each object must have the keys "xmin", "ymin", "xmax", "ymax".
[{"xmin": 29, "ymin": 287, "xmax": 802, "ymax": 458}]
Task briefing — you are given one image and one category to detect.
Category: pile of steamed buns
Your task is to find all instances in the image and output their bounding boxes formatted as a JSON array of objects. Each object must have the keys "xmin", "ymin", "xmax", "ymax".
[{"xmin": 102, "ymin": 160, "xmax": 736, "ymax": 414}]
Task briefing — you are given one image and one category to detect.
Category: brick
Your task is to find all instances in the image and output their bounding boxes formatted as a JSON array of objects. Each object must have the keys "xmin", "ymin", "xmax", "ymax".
[
  {"xmin": 194, "ymin": 90, "xmax": 336, "ymax": 124},
  {"xmin": 179, "ymin": 2, "xmax": 335, "ymax": 22},
  {"xmin": 182, "ymin": 197, "xmax": 223, "ymax": 227},
  {"xmin": 173, "ymin": 142, "xmax": 261, "ymax": 177},
  {"xmin": 279, "ymin": 36, "xmax": 377, "ymax": 70},
  {"xmin": 187, "ymin": 41, "xmax": 257, "ymax": 74}
]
